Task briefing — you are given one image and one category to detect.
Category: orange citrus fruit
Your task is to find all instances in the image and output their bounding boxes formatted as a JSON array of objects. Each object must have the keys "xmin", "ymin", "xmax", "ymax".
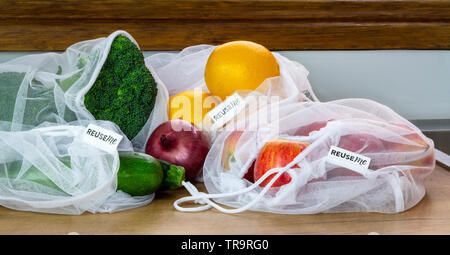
[
  {"xmin": 204, "ymin": 41, "xmax": 280, "ymax": 100},
  {"xmin": 168, "ymin": 90, "xmax": 221, "ymax": 126}
]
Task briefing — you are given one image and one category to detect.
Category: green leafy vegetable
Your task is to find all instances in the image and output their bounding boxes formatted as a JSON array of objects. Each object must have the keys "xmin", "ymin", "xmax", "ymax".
[{"xmin": 84, "ymin": 35, "xmax": 158, "ymax": 139}]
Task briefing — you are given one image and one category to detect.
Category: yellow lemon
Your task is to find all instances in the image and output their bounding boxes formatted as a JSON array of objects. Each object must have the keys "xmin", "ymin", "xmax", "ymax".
[
  {"xmin": 168, "ymin": 90, "xmax": 221, "ymax": 125},
  {"xmin": 205, "ymin": 41, "xmax": 280, "ymax": 100}
]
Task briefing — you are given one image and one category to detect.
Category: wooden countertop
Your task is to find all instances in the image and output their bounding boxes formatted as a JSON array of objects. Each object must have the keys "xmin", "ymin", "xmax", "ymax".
[{"xmin": 0, "ymin": 165, "xmax": 449, "ymax": 235}]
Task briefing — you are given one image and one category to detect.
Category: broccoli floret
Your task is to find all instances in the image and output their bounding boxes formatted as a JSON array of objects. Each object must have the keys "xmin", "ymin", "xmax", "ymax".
[{"xmin": 83, "ymin": 35, "xmax": 158, "ymax": 139}]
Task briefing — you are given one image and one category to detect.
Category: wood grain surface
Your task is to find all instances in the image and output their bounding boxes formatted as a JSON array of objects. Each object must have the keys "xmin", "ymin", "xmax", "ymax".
[
  {"xmin": 0, "ymin": 0, "xmax": 449, "ymax": 50},
  {"xmin": 0, "ymin": 165, "xmax": 449, "ymax": 235}
]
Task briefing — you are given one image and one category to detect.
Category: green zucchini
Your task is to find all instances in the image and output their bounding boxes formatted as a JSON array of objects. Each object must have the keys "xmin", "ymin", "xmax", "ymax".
[
  {"xmin": 1, "ymin": 151, "xmax": 185, "ymax": 198},
  {"xmin": 158, "ymin": 159, "xmax": 186, "ymax": 191},
  {"xmin": 117, "ymin": 151, "xmax": 164, "ymax": 196}
]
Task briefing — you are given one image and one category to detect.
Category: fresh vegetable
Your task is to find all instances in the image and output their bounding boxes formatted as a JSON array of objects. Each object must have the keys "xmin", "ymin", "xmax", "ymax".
[
  {"xmin": 158, "ymin": 159, "xmax": 186, "ymax": 190},
  {"xmin": 145, "ymin": 119, "xmax": 210, "ymax": 181},
  {"xmin": 254, "ymin": 138, "xmax": 310, "ymax": 187},
  {"xmin": 117, "ymin": 151, "xmax": 164, "ymax": 196},
  {"xmin": 1, "ymin": 152, "xmax": 185, "ymax": 198},
  {"xmin": 118, "ymin": 152, "xmax": 185, "ymax": 195},
  {"xmin": 84, "ymin": 35, "xmax": 158, "ymax": 139}
]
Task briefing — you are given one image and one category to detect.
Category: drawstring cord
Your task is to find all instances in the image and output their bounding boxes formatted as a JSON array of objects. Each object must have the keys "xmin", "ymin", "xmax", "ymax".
[
  {"xmin": 173, "ymin": 132, "xmax": 331, "ymax": 213},
  {"xmin": 174, "ymin": 166, "xmax": 291, "ymax": 213}
]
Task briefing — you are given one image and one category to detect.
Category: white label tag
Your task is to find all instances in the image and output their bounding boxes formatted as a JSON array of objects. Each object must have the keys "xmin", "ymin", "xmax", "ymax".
[
  {"xmin": 205, "ymin": 93, "xmax": 247, "ymax": 130},
  {"xmin": 81, "ymin": 124, "xmax": 123, "ymax": 153},
  {"xmin": 327, "ymin": 146, "xmax": 371, "ymax": 173}
]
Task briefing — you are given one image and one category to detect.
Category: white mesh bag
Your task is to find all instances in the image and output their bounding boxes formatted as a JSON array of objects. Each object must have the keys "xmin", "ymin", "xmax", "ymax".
[
  {"xmin": 146, "ymin": 44, "xmax": 318, "ymax": 181},
  {"xmin": 174, "ymin": 98, "xmax": 435, "ymax": 214},
  {"xmin": 145, "ymin": 44, "xmax": 317, "ymax": 132},
  {"xmin": 0, "ymin": 120, "xmax": 153, "ymax": 215},
  {"xmin": 0, "ymin": 30, "xmax": 169, "ymax": 152}
]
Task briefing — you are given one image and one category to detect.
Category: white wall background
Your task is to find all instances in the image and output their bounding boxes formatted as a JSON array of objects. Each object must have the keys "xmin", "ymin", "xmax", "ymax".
[{"xmin": 1, "ymin": 50, "xmax": 449, "ymax": 120}]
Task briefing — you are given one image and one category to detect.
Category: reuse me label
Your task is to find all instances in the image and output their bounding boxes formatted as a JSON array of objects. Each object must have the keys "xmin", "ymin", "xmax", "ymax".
[
  {"xmin": 205, "ymin": 93, "xmax": 247, "ymax": 131},
  {"xmin": 327, "ymin": 145, "xmax": 371, "ymax": 174},
  {"xmin": 81, "ymin": 124, "xmax": 123, "ymax": 153}
]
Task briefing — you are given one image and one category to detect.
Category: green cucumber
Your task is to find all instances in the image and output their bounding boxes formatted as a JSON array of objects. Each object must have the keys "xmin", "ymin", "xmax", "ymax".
[
  {"xmin": 158, "ymin": 159, "xmax": 185, "ymax": 191},
  {"xmin": 117, "ymin": 151, "xmax": 164, "ymax": 196},
  {"xmin": 1, "ymin": 152, "xmax": 185, "ymax": 198}
]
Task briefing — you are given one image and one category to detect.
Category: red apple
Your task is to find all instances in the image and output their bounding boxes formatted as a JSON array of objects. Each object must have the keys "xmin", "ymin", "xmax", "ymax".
[
  {"xmin": 327, "ymin": 133, "xmax": 385, "ymax": 178},
  {"xmin": 254, "ymin": 138, "xmax": 310, "ymax": 187},
  {"xmin": 243, "ymin": 161, "xmax": 255, "ymax": 183},
  {"xmin": 382, "ymin": 122, "xmax": 434, "ymax": 171},
  {"xmin": 294, "ymin": 120, "xmax": 329, "ymax": 136},
  {"xmin": 338, "ymin": 133, "xmax": 385, "ymax": 154},
  {"xmin": 383, "ymin": 123, "xmax": 429, "ymax": 151}
]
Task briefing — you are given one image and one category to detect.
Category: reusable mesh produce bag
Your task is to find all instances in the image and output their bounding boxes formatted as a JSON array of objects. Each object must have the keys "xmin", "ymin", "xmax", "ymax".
[
  {"xmin": 174, "ymin": 98, "xmax": 435, "ymax": 214},
  {"xmin": 146, "ymin": 44, "xmax": 318, "ymax": 181},
  {"xmin": 0, "ymin": 30, "xmax": 169, "ymax": 152},
  {"xmin": 146, "ymin": 45, "xmax": 318, "ymax": 130},
  {"xmin": 0, "ymin": 120, "xmax": 153, "ymax": 215}
]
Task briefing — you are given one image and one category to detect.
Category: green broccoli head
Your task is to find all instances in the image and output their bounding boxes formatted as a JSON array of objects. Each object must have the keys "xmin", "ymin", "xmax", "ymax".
[{"xmin": 84, "ymin": 35, "xmax": 158, "ymax": 139}]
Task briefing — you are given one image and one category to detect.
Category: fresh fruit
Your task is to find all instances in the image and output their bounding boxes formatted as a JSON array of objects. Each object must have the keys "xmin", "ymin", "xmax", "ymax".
[
  {"xmin": 327, "ymin": 124, "xmax": 434, "ymax": 179},
  {"xmin": 294, "ymin": 120, "xmax": 329, "ymax": 136},
  {"xmin": 327, "ymin": 133, "xmax": 385, "ymax": 178},
  {"xmin": 205, "ymin": 41, "xmax": 280, "ymax": 100},
  {"xmin": 338, "ymin": 134, "xmax": 385, "ymax": 154},
  {"xmin": 168, "ymin": 90, "xmax": 221, "ymax": 126},
  {"xmin": 221, "ymin": 131, "xmax": 244, "ymax": 170},
  {"xmin": 382, "ymin": 123, "xmax": 434, "ymax": 168},
  {"xmin": 243, "ymin": 161, "xmax": 255, "ymax": 183},
  {"xmin": 117, "ymin": 151, "xmax": 164, "ymax": 196},
  {"xmin": 383, "ymin": 123, "xmax": 429, "ymax": 151},
  {"xmin": 221, "ymin": 130, "xmax": 255, "ymax": 182},
  {"xmin": 254, "ymin": 138, "xmax": 310, "ymax": 187},
  {"xmin": 145, "ymin": 119, "xmax": 210, "ymax": 181}
]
